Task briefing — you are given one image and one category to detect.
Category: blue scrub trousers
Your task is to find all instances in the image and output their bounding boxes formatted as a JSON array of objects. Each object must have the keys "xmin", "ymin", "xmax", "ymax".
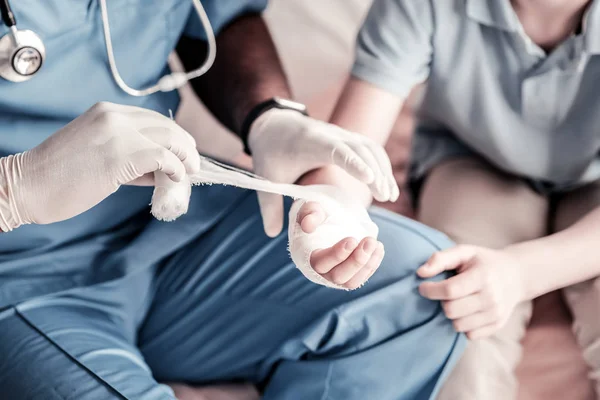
[{"xmin": 0, "ymin": 187, "xmax": 464, "ymax": 399}]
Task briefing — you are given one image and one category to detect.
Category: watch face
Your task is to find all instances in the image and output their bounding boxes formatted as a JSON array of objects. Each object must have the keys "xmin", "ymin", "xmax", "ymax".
[{"xmin": 12, "ymin": 46, "xmax": 43, "ymax": 76}]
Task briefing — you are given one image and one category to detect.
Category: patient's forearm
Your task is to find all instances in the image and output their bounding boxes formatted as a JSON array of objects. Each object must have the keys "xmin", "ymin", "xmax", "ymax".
[
  {"xmin": 330, "ymin": 77, "xmax": 404, "ymax": 145},
  {"xmin": 177, "ymin": 14, "xmax": 291, "ymax": 136},
  {"xmin": 507, "ymin": 206, "xmax": 600, "ymax": 300}
]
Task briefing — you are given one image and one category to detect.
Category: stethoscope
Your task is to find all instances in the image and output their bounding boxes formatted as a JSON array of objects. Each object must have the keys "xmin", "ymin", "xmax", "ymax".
[{"xmin": 0, "ymin": 0, "xmax": 216, "ymax": 95}]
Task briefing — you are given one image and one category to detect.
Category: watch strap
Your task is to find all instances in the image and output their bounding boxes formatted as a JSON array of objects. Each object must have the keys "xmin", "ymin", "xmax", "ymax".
[{"xmin": 240, "ymin": 97, "xmax": 308, "ymax": 155}]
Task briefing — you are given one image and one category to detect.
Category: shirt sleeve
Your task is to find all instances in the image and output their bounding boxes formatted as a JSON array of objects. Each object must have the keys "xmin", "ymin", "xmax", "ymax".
[
  {"xmin": 183, "ymin": 0, "xmax": 269, "ymax": 39},
  {"xmin": 352, "ymin": 0, "xmax": 434, "ymax": 98}
]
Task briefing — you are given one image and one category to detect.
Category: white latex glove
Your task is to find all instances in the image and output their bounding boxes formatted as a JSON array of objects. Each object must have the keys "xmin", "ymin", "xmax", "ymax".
[
  {"xmin": 288, "ymin": 185, "xmax": 384, "ymax": 290},
  {"xmin": 249, "ymin": 109, "xmax": 399, "ymax": 237},
  {"xmin": 0, "ymin": 102, "xmax": 200, "ymax": 231}
]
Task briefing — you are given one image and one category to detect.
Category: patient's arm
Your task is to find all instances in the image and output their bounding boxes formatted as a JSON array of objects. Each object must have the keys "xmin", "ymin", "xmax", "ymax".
[
  {"xmin": 508, "ymin": 206, "xmax": 600, "ymax": 299},
  {"xmin": 299, "ymin": 78, "xmax": 404, "ymax": 205},
  {"xmin": 176, "ymin": 14, "xmax": 291, "ymax": 137},
  {"xmin": 417, "ymin": 204, "xmax": 600, "ymax": 338},
  {"xmin": 331, "ymin": 77, "xmax": 405, "ymax": 146}
]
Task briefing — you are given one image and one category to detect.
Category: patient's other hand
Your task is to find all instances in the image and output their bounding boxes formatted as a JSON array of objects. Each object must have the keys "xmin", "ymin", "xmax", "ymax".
[{"xmin": 417, "ymin": 245, "xmax": 525, "ymax": 339}]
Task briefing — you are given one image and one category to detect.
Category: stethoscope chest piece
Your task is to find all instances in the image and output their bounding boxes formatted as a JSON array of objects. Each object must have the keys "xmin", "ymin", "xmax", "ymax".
[
  {"xmin": 0, "ymin": 0, "xmax": 214, "ymax": 90},
  {"xmin": 0, "ymin": 29, "xmax": 45, "ymax": 82}
]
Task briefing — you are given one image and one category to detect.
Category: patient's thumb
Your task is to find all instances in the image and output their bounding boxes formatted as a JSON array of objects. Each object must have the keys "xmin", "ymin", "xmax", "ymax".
[{"xmin": 257, "ymin": 192, "xmax": 284, "ymax": 238}]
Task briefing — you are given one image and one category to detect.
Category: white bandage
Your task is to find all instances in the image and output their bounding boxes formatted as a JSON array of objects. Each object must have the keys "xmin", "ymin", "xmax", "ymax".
[
  {"xmin": 287, "ymin": 185, "xmax": 378, "ymax": 289},
  {"xmin": 151, "ymin": 156, "xmax": 379, "ymax": 289},
  {"xmin": 151, "ymin": 172, "xmax": 191, "ymax": 222}
]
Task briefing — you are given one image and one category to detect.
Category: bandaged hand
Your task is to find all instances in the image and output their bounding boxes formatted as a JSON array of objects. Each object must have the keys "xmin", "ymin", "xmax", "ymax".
[
  {"xmin": 417, "ymin": 245, "xmax": 526, "ymax": 339},
  {"xmin": 249, "ymin": 109, "xmax": 399, "ymax": 237},
  {"xmin": 288, "ymin": 185, "xmax": 384, "ymax": 290},
  {"xmin": 0, "ymin": 102, "xmax": 199, "ymax": 231}
]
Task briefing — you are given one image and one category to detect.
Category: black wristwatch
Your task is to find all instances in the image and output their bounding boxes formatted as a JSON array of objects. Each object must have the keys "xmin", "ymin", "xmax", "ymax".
[{"xmin": 240, "ymin": 97, "xmax": 308, "ymax": 155}]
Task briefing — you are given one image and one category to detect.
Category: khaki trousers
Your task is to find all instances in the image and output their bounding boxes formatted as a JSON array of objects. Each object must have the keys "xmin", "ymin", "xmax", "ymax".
[{"xmin": 416, "ymin": 158, "xmax": 600, "ymax": 400}]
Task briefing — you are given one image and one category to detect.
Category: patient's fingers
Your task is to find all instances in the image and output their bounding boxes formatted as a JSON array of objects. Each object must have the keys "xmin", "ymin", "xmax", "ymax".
[
  {"xmin": 442, "ymin": 294, "xmax": 484, "ymax": 320},
  {"xmin": 452, "ymin": 310, "xmax": 497, "ymax": 334},
  {"xmin": 419, "ymin": 267, "xmax": 481, "ymax": 300},
  {"xmin": 297, "ymin": 201, "xmax": 327, "ymax": 233},
  {"xmin": 323, "ymin": 237, "xmax": 379, "ymax": 286},
  {"xmin": 311, "ymin": 238, "xmax": 358, "ymax": 275},
  {"xmin": 344, "ymin": 242, "xmax": 384, "ymax": 290},
  {"xmin": 467, "ymin": 323, "xmax": 499, "ymax": 340},
  {"xmin": 417, "ymin": 245, "xmax": 477, "ymax": 278}
]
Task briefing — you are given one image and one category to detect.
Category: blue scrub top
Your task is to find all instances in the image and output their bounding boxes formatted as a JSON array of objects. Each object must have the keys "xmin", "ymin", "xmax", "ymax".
[{"xmin": 0, "ymin": 0, "xmax": 267, "ymax": 305}]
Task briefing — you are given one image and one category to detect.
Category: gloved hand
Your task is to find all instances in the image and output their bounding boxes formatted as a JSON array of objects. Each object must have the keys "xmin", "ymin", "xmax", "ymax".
[
  {"xmin": 249, "ymin": 109, "xmax": 399, "ymax": 237},
  {"xmin": 0, "ymin": 102, "xmax": 200, "ymax": 231}
]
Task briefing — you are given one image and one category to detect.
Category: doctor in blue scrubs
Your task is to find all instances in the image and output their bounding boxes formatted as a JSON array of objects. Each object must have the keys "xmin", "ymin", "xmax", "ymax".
[{"xmin": 0, "ymin": 1, "xmax": 464, "ymax": 399}]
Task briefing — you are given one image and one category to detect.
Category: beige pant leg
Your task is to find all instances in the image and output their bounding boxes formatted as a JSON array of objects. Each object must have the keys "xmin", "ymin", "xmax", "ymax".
[
  {"xmin": 554, "ymin": 180, "xmax": 600, "ymax": 396},
  {"xmin": 417, "ymin": 158, "xmax": 549, "ymax": 400}
]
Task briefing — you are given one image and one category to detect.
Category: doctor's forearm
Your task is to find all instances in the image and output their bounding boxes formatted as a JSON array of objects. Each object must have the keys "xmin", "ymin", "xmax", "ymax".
[
  {"xmin": 177, "ymin": 14, "xmax": 291, "ymax": 136},
  {"xmin": 506, "ymin": 206, "xmax": 600, "ymax": 300}
]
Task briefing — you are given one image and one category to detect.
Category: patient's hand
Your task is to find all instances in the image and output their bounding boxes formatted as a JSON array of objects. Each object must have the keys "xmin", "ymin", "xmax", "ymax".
[
  {"xmin": 417, "ymin": 245, "xmax": 525, "ymax": 339},
  {"xmin": 292, "ymin": 200, "xmax": 384, "ymax": 290},
  {"xmin": 289, "ymin": 171, "xmax": 385, "ymax": 290}
]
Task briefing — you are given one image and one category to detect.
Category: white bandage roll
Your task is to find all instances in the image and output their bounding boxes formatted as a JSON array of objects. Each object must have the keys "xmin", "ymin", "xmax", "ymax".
[{"xmin": 151, "ymin": 171, "xmax": 191, "ymax": 222}]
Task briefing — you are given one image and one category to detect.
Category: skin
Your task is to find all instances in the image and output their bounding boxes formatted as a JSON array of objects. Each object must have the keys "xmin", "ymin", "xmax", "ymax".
[
  {"xmin": 511, "ymin": 0, "xmax": 591, "ymax": 51},
  {"xmin": 177, "ymin": 15, "xmax": 292, "ymax": 135},
  {"xmin": 418, "ymin": 205, "xmax": 600, "ymax": 339}
]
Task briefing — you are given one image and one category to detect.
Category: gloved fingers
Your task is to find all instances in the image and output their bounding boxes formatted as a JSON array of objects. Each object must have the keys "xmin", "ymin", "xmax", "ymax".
[
  {"xmin": 130, "ymin": 147, "xmax": 187, "ymax": 183},
  {"xmin": 89, "ymin": 103, "xmax": 196, "ymax": 149},
  {"xmin": 366, "ymin": 141, "xmax": 400, "ymax": 202},
  {"xmin": 297, "ymin": 201, "xmax": 327, "ymax": 233},
  {"xmin": 327, "ymin": 142, "xmax": 375, "ymax": 185},
  {"xmin": 347, "ymin": 142, "xmax": 389, "ymax": 202},
  {"xmin": 257, "ymin": 191, "xmax": 284, "ymax": 238},
  {"xmin": 344, "ymin": 242, "xmax": 385, "ymax": 290},
  {"xmin": 128, "ymin": 110, "xmax": 198, "ymax": 149},
  {"xmin": 328, "ymin": 122, "xmax": 398, "ymax": 201},
  {"xmin": 310, "ymin": 238, "xmax": 359, "ymax": 275},
  {"xmin": 127, "ymin": 173, "xmax": 155, "ymax": 186},
  {"xmin": 321, "ymin": 237, "xmax": 380, "ymax": 287},
  {"xmin": 140, "ymin": 127, "xmax": 201, "ymax": 174}
]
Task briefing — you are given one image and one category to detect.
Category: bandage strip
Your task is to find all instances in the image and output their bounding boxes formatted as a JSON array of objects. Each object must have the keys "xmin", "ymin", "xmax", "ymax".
[
  {"xmin": 151, "ymin": 155, "xmax": 333, "ymax": 221},
  {"xmin": 150, "ymin": 155, "xmax": 378, "ymax": 290}
]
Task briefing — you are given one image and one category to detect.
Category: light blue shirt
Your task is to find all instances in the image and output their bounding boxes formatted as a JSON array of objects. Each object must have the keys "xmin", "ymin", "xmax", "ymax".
[
  {"xmin": 353, "ymin": 0, "xmax": 600, "ymax": 191},
  {"xmin": 0, "ymin": 0, "xmax": 266, "ymax": 253}
]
